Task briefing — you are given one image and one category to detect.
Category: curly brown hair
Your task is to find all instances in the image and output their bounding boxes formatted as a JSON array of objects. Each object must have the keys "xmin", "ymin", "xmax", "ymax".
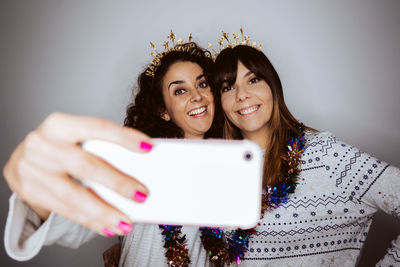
[{"xmin": 124, "ymin": 42, "xmax": 222, "ymax": 138}]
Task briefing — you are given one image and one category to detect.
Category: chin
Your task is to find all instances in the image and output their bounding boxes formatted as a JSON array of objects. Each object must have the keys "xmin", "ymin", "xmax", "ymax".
[
  {"xmin": 197, "ymin": 126, "xmax": 212, "ymax": 133},
  {"xmin": 199, "ymin": 125, "xmax": 213, "ymax": 134},
  {"xmin": 239, "ymin": 123, "xmax": 267, "ymax": 133}
]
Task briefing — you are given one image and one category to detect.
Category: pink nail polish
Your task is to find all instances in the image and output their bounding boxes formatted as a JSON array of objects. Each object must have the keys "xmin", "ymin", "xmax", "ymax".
[
  {"xmin": 140, "ymin": 141, "xmax": 152, "ymax": 152},
  {"xmin": 133, "ymin": 191, "xmax": 147, "ymax": 203},
  {"xmin": 103, "ymin": 227, "xmax": 115, "ymax": 237},
  {"xmin": 118, "ymin": 221, "xmax": 133, "ymax": 234}
]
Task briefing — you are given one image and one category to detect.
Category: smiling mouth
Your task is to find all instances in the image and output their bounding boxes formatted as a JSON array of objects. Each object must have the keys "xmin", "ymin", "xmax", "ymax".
[
  {"xmin": 237, "ymin": 105, "xmax": 260, "ymax": 115},
  {"xmin": 188, "ymin": 106, "xmax": 207, "ymax": 117}
]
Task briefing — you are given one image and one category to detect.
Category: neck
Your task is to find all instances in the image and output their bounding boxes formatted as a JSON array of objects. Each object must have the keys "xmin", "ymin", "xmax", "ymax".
[
  {"xmin": 184, "ymin": 133, "xmax": 205, "ymax": 139},
  {"xmin": 241, "ymin": 127, "xmax": 272, "ymax": 151}
]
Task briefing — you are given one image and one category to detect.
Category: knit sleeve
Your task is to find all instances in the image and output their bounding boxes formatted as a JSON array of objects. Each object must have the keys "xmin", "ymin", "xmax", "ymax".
[
  {"xmin": 313, "ymin": 132, "xmax": 400, "ymax": 266},
  {"xmin": 4, "ymin": 193, "xmax": 97, "ymax": 261},
  {"xmin": 361, "ymin": 165, "xmax": 400, "ymax": 266}
]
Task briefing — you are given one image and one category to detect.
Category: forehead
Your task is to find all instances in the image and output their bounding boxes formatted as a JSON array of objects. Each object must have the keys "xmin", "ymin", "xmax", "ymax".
[
  {"xmin": 164, "ymin": 61, "xmax": 203, "ymax": 81},
  {"xmin": 236, "ymin": 61, "xmax": 251, "ymax": 75}
]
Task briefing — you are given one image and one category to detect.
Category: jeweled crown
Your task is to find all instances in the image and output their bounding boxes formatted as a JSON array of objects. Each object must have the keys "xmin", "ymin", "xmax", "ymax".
[
  {"xmin": 208, "ymin": 26, "xmax": 263, "ymax": 59},
  {"xmin": 145, "ymin": 30, "xmax": 209, "ymax": 77}
]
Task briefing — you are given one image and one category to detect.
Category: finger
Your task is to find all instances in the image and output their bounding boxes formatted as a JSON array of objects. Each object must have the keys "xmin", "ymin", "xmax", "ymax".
[
  {"xmin": 54, "ymin": 144, "xmax": 149, "ymax": 201},
  {"xmin": 16, "ymin": 160, "xmax": 134, "ymax": 236},
  {"xmin": 21, "ymin": 125, "xmax": 149, "ymax": 202},
  {"xmin": 51, "ymin": 177, "xmax": 134, "ymax": 237},
  {"xmin": 19, "ymin": 131, "xmax": 64, "ymax": 174},
  {"xmin": 38, "ymin": 112, "xmax": 153, "ymax": 153}
]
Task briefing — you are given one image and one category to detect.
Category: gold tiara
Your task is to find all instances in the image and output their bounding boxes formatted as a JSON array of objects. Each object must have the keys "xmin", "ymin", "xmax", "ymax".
[
  {"xmin": 145, "ymin": 30, "xmax": 209, "ymax": 77},
  {"xmin": 208, "ymin": 26, "xmax": 263, "ymax": 59}
]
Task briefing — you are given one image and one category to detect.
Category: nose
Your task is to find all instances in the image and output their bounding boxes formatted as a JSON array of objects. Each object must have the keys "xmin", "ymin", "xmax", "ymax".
[
  {"xmin": 190, "ymin": 88, "xmax": 203, "ymax": 102},
  {"xmin": 235, "ymin": 85, "xmax": 250, "ymax": 102}
]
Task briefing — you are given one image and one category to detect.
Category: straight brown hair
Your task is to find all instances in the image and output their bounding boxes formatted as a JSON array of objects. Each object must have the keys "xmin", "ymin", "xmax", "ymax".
[{"xmin": 213, "ymin": 45, "xmax": 316, "ymax": 187}]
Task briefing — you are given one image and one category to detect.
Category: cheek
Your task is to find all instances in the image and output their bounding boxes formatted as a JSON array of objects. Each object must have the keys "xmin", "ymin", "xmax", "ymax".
[
  {"xmin": 208, "ymin": 91, "xmax": 214, "ymax": 103},
  {"xmin": 266, "ymin": 92, "xmax": 274, "ymax": 109},
  {"xmin": 209, "ymin": 101, "xmax": 215, "ymax": 114},
  {"xmin": 258, "ymin": 86, "xmax": 273, "ymax": 106},
  {"xmin": 163, "ymin": 97, "xmax": 173, "ymax": 113},
  {"xmin": 221, "ymin": 97, "xmax": 238, "ymax": 123},
  {"xmin": 165, "ymin": 98, "xmax": 185, "ymax": 119},
  {"xmin": 221, "ymin": 94, "xmax": 233, "ymax": 115},
  {"xmin": 174, "ymin": 100, "xmax": 188, "ymax": 117},
  {"xmin": 264, "ymin": 92, "xmax": 274, "ymax": 119},
  {"xmin": 204, "ymin": 90, "xmax": 214, "ymax": 104},
  {"xmin": 203, "ymin": 91, "xmax": 215, "ymax": 117},
  {"xmin": 162, "ymin": 89, "xmax": 174, "ymax": 111}
]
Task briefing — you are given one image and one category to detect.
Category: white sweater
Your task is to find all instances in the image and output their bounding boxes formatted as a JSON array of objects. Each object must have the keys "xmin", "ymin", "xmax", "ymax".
[{"xmin": 4, "ymin": 132, "xmax": 400, "ymax": 266}]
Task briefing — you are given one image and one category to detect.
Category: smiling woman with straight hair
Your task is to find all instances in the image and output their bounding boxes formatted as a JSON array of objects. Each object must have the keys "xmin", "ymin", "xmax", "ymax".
[{"xmin": 212, "ymin": 43, "xmax": 400, "ymax": 266}]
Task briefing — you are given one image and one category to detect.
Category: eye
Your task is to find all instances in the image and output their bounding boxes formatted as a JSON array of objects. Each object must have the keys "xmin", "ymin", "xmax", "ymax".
[
  {"xmin": 174, "ymin": 88, "xmax": 186, "ymax": 95},
  {"xmin": 198, "ymin": 81, "xmax": 209, "ymax": 89},
  {"xmin": 249, "ymin": 77, "xmax": 260, "ymax": 84},
  {"xmin": 221, "ymin": 85, "xmax": 233, "ymax": 93}
]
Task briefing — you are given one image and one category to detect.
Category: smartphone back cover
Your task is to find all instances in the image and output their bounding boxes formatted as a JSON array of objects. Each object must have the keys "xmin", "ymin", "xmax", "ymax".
[{"xmin": 83, "ymin": 139, "xmax": 263, "ymax": 229}]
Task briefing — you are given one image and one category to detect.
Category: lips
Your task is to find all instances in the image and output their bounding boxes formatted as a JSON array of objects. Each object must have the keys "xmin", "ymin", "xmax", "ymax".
[
  {"xmin": 187, "ymin": 106, "xmax": 207, "ymax": 117},
  {"xmin": 237, "ymin": 104, "xmax": 260, "ymax": 115}
]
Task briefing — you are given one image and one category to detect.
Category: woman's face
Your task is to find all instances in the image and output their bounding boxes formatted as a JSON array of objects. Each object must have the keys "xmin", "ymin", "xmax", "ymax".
[
  {"xmin": 161, "ymin": 61, "xmax": 214, "ymax": 139},
  {"xmin": 220, "ymin": 61, "xmax": 273, "ymax": 139}
]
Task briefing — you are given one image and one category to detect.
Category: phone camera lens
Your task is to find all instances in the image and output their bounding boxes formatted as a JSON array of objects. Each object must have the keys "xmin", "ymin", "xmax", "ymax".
[{"xmin": 244, "ymin": 151, "xmax": 253, "ymax": 161}]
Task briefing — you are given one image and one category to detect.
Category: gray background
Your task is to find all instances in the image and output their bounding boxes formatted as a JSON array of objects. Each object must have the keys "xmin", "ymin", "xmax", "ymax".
[{"xmin": 1, "ymin": 0, "xmax": 399, "ymax": 266}]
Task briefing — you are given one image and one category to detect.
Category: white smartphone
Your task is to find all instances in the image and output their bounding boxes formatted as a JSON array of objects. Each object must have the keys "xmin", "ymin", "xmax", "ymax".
[{"xmin": 82, "ymin": 139, "xmax": 263, "ymax": 229}]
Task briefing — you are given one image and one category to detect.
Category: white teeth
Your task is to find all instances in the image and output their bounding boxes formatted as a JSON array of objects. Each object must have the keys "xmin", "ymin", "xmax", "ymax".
[
  {"xmin": 238, "ymin": 105, "xmax": 259, "ymax": 115},
  {"xmin": 188, "ymin": 106, "xmax": 206, "ymax": 116}
]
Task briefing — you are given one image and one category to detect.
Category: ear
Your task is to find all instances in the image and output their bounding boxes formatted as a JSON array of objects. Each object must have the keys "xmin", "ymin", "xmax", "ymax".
[{"xmin": 160, "ymin": 111, "xmax": 171, "ymax": 121}]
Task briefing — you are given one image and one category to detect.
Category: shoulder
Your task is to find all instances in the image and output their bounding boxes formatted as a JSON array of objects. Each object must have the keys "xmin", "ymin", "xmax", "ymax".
[
  {"xmin": 303, "ymin": 131, "xmax": 360, "ymax": 159},
  {"xmin": 303, "ymin": 131, "xmax": 338, "ymax": 155},
  {"xmin": 301, "ymin": 130, "xmax": 387, "ymax": 174},
  {"xmin": 302, "ymin": 131, "xmax": 390, "ymax": 190},
  {"xmin": 304, "ymin": 131, "xmax": 334, "ymax": 145}
]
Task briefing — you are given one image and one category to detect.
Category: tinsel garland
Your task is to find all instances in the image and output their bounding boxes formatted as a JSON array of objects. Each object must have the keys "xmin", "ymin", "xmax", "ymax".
[
  {"xmin": 159, "ymin": 225, "xmax": 191, "ymax": 267},
  {"xmin": 160, "ymin": 130, "xmax": 305, "ymax": 266}
]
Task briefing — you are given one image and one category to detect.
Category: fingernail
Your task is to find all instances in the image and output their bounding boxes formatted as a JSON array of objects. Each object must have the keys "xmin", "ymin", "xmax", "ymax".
[
  {"xmin": 103, "ymin": 227, "xmax": 115, "ymax": 237},
  {"xmin": 133, "ymin": 191, "xmax": 147, "ymax": 203},
  {"xmin": 118, "ymin": 221, "xmax": 133, "ymax": 234},
  {"xmin": 140, "ymin": 141, "xmax": 153, "ymax": 152}
]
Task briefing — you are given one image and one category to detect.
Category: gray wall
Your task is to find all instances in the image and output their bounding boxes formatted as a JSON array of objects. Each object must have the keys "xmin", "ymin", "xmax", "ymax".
[{"xmin": 1, "ymin": 0, "xmax": 399, "ymax": 266}]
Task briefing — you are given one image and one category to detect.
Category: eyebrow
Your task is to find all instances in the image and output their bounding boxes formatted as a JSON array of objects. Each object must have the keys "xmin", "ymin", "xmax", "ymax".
[
  {"xmin": 168, "ymin": 73, "xmax": 205, "ymax": 90},
  {"xmin": 243, "ymin": 71, "xmax": 253, "ymax": 78},
  {"xmin": 168, "ymin": 80, "xmax": 184, "ymax": 90}
]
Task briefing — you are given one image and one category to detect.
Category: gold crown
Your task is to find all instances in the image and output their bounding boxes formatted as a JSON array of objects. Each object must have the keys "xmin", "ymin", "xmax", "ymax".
[
  {"xmin": 145, "ymin": 30, "xmax": 209, "ymax": 77},
  {"xmin": 208, "ymin": 26, "xmax": 263, "ymax": 59}
]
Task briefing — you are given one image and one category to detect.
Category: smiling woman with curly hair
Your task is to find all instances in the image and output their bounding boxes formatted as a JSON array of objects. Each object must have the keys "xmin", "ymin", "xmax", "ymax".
[
  {"xmin": 3, "ymin": 41, "xmax": 224, "ymax": 267},
  {"xmin": 125, "ymin": 42, "xmax": 222, "ymax": 139}
]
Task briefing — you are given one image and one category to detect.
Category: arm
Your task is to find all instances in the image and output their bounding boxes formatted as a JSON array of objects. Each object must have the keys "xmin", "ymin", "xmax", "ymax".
[
  {"xmin": 316, "ymin": 132, "xmax": 400, "ymax": 265},
  {"xmin": 3, "ymin": 113, "xmax": 151, "ymax": 260},
  {"xmin": 360, "ymin": 165, "xmax": 400, "ymax": 266},
  {"xmin": 5, "ymin": 194, "xmax": 97, "ymax": 261}
]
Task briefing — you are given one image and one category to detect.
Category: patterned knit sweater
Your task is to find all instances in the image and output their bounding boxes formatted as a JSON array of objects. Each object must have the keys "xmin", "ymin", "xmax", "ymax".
[
  {"xmin": 4, "ymin": 132, "xmax": 400, "ymax": 266},
  {"xmin": 238, "ymin": 131, "xmax": 400, "ymax": 266}
]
